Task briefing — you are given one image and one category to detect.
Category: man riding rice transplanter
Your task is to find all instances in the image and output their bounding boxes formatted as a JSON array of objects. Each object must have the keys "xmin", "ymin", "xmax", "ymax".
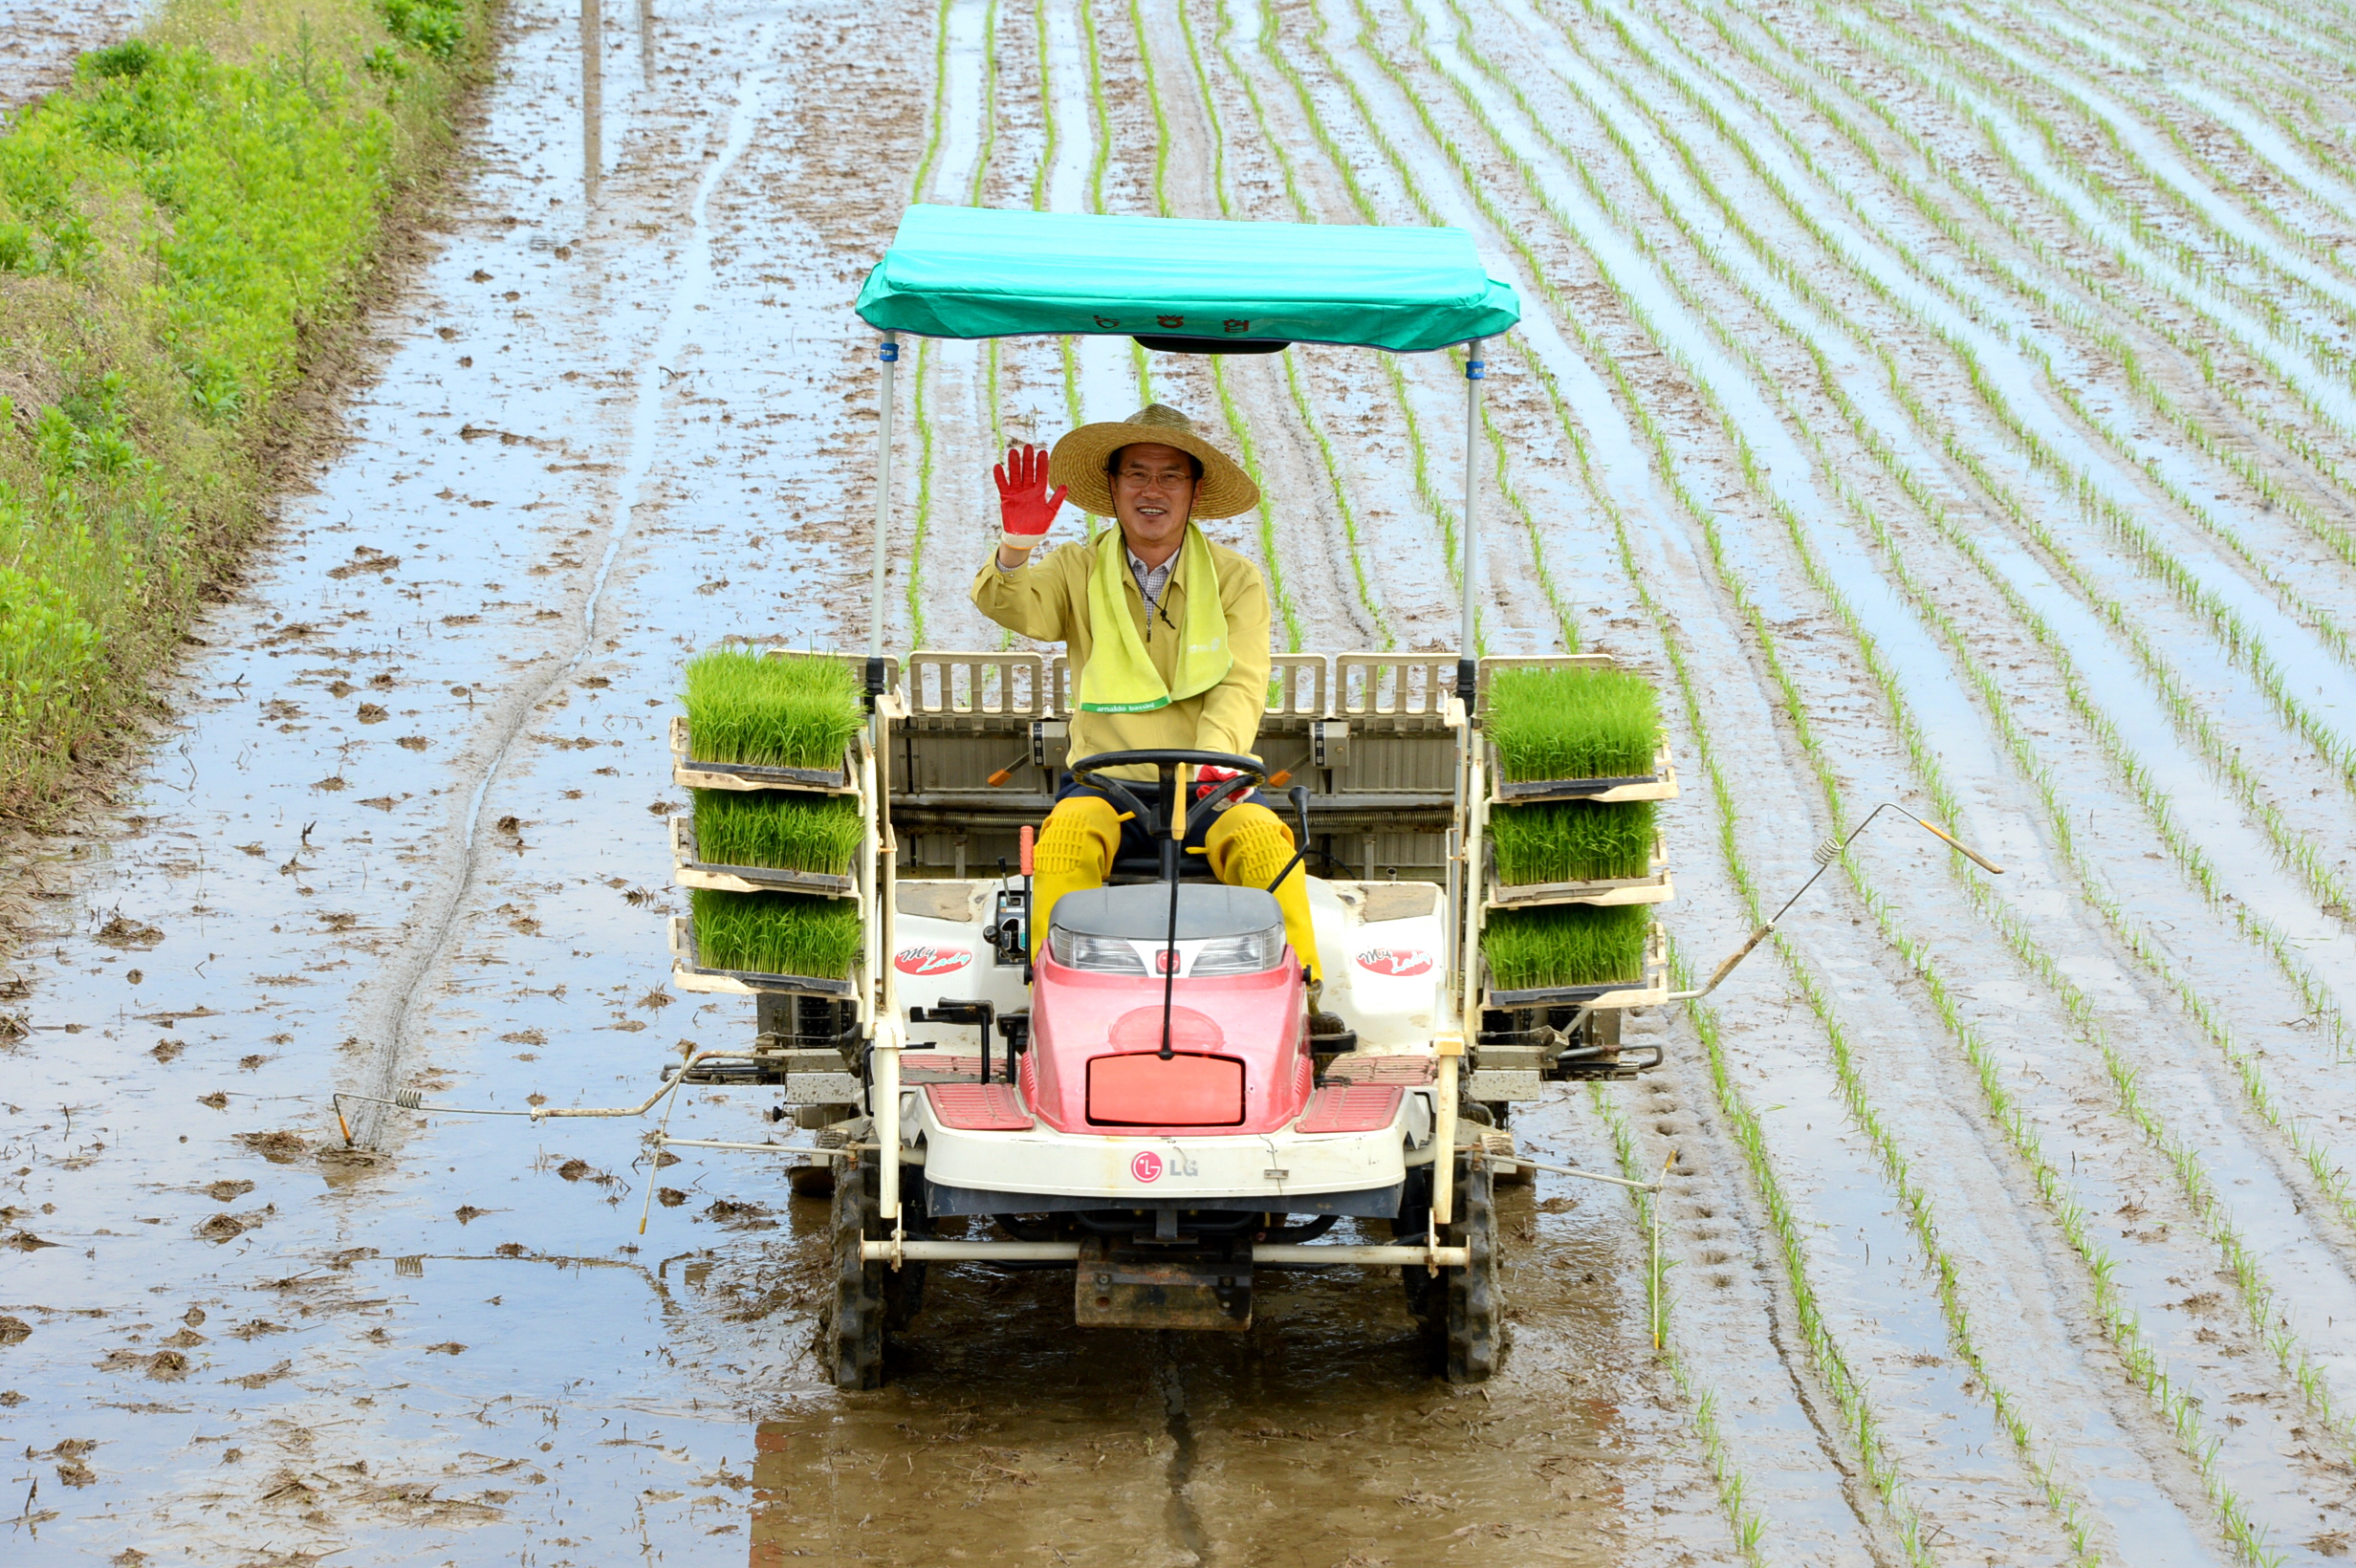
[{"xmin": 971, "ymin": 403, "xmax": 1333, "ymax": 1025}]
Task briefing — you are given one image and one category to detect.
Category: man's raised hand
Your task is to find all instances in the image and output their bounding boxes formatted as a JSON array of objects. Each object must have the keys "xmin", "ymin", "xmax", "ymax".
[{"xmin": 993, "ymin": 443, "xmax": 1066, "ymax": 557}]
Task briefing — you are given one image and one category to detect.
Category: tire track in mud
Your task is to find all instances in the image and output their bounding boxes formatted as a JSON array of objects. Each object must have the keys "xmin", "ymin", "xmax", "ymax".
[{"xmin": 347, "ymin": 30, "xmax": 786, "ymax": 1146}]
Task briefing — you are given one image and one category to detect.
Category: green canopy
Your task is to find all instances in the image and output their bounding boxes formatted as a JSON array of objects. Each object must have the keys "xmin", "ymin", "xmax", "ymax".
[{"xmin": 854, "ymin": 206, "xmax": 1519, "ymax": 352}]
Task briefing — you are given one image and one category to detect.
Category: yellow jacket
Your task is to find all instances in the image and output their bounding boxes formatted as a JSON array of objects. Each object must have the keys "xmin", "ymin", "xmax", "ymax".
[{"xmin": 970, "ymin": 530, "xmax": 1271, "ymax": 775}]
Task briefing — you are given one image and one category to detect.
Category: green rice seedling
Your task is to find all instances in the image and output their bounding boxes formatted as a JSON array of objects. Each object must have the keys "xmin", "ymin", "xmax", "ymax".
[
  {"xmin": 1490, "ymin": 799, "xmax": 1655, "ymax": 884},
  {"xmin": 1481, "ymin": 904, "xmax": 1650, "ymax": 990},
  {"xmin": 681, "ymin": 648, "xmax": 862, "ymax": 771},
  {"xmin": 690, "ymin": 792, "xmax": 863, "ymax": 877},
  {"xmin": 1486, "ymin": 665, "xmax": 1660, "ymax": 783},
  {"xmin": 689, "ymin": 888, "xmax": 862, "ymax": 980}
]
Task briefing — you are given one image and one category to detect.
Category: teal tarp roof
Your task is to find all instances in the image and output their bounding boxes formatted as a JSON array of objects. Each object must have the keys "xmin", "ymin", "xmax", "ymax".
[{"xmin": 854, "ymin": 206, "xmax": 1519, "ymax": 352}]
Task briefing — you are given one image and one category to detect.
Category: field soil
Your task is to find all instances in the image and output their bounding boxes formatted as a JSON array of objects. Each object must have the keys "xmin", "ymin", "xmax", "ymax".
[
  {"xmin": 0, "ymin": 0, "xmax": 144, "ymax": 107},
  {"xmin": 6, "ymin": 0, "xmax": 2356, "ymax": 1565}
]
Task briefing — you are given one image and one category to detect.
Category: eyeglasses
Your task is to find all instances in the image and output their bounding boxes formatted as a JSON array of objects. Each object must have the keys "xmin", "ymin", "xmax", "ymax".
[{"xmin": 1115, "ymin": 465, "xmax": 1194, "ymax": 487}]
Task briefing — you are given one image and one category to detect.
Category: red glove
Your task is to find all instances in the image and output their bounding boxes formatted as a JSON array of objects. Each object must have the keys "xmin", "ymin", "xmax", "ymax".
[
  {"xmin": 1193, "ymin": 765, "xmax": 1254, "ymax": 806},
  {"xmin": 993, "ymin": 443, "xmax": 1066, "ymax": 555}
]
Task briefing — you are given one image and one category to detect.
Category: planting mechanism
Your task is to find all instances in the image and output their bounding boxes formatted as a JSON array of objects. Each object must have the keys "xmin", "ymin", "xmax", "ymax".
[{"xmin": 337, "ymin": 207, "xmax": 2000, "ymax": 1389}]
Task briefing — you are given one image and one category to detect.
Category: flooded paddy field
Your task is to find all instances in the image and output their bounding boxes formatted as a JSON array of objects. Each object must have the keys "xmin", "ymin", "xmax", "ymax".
[
  {"xmin": 0, "ymin": 0, "xmax": 145, "ymax": 108},
  {"xmin": 5, "ymin": 0, "xmax": 2356, "ymax": 1563}
]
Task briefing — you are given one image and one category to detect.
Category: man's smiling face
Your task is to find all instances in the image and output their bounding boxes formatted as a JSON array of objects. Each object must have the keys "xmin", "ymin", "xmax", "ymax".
[{"xmin": 1109, "ymin": 442, "xmax": 1199, "ymax": 563}]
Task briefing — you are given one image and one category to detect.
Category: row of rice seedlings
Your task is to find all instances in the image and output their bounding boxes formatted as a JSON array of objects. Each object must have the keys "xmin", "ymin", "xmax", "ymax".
[
  {"xmin": 689, "ymin": 888, "xmax": 863, "ymax": 981},
  {"xmin": 1691, "ymin": 0, "xmax": 2356, "ymax": 586},
  {"xmin": 1584, "ymin": 1081, "xmax": 1770, "ymax": 1564},
  {"xmin": 1248, "ymin": 0, "xmax": 1582, "ymax": 649},
  {"xmin": 1485, "ymin": 664, "xmax": 1660, "ymax": 783},
  {"xmin": 1244, "ymin": 2, "xmax": 1467, "ymax": 591},
  {"xmin": 1633, "ymin": 0, "xmax": 2356, "ymax": 692},
  {"xmin": 1479, "ymin": 904, "xmax": 1649, "ymax": 991},
  {"xmin": 1656, "ymin": 4, "xmax": 2356, "ymax": 1044},
  {"xmin": 1570, "ymin": 1, "xmax": 2355, "ymax": 1052},
  {"xmin": 2072, "ymin": 0, "xmax": 2356, "ymax": 229},
  {"xmin": 1613, "ymin": 0, "xmax": 2356, "ymax": 812},
  {"xmin": 1497, "ymin": 7, "xmax": 2356, "ymax": 1455},
  {"xmin": 1164, "ymin": 2, "xmax": 1397, "ymax": 644},
  {"xmin": 690, "ymin": 792, "xmax": 864, "ymax": 877},
  {"xmin": 1379, "ymin": 10, "xmax": 2280, "ymax": 1552},
  {"xmin": 1315, "ymin": 13, "xmax": 1949, "ymax": 1554},
  {"xmin": 1086, "ymin": 14, "xmax": 1295, "ymax": 651},
  {"xmin": 1983, "ymin": 0, "xmax": 2356, "ymax": 292},
  {"xmin": 1179, "ymin": 29, "xmax": 1766, "ymax": 1557},
  {"xmin": 1490, "ymin": 799, "xmax": 1654, "ymax": 884},
  {"xmin": 1830, "ymin": 1, "xmax": 2356, "ymax": 460},
  {"xmin": 1565, "ymin": 338, "xmax": 2111, "ymax": 1566},
  {"xmin": 1768, "ymin": 0, "xmax": 2356, "ymax": 544},
  {"xmin": 1921, "ymin": 1, "xmax": 2356, "ymax": 338},
  {"xmin": 1903, "ymin": 3, "xmax": 2355, "ymax": 385},
  {"xmin": 680, "ymin": 648, "xmax": 862, "ymax": 771},
  {"xmin": 896, "ymin": 0, "xmax": 956, "ymax": 651}
]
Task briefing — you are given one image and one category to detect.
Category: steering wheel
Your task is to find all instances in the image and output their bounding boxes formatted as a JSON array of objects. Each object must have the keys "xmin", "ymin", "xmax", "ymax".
[{"xmin": 1066, "ymin": 749, "xmax": 1267, "ymax": 838}]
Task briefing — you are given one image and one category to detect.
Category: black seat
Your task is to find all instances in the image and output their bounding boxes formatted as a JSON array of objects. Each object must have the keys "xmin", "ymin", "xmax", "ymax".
[{"xmin": 1109, "ymin": 848, "xmax": 1218, "ymax": 882}]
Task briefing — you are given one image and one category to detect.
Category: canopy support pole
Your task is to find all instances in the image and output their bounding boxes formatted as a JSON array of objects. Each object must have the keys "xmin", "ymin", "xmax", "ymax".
[
  {"xmin": 865, "ymin": 332, "xmax": 901, "ymax": 664},
  {"xmin": 1456, "ymin": 338, "xmax": 1485, "ymax": 709}
]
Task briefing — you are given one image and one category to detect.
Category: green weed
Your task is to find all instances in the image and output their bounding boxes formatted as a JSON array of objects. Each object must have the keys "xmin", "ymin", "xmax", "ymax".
[
  {"xmin": 1486, "ymin": 664, "xmax": 1660, "ymax": 782},
  {"xmin": 1480, "ymin": 904, "xmax": 1649, "ymax": 989},
  {"xmin": 690, "ymin": 791, "xmax": 862, "ymax": 877},
  {"xmin": 0, "ymin": 0, "xmax": 483, "ymax": 813},
  {"xmin": 680, "ymin": 648, "xmax": 862, "ymax": 771},
  {"xmin": 1490, "ymin": 799, "xmax": 1654, "ymax": 884},
  {"xmin": 689, "ymin": 888, "xmax": 862, "ymax": 981}
]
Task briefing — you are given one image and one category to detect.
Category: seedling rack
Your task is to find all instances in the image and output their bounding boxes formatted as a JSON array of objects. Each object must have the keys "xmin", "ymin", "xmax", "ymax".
[
  {"xmin": 668, "ymin": 914, "xmax": 861, "ymax": 1001},
  {"xmin": 667, "ymin": 718, "xmax": 859, "ymax": 795},
  {"xmin": 1483, "ymin": 835, "xmax": 1672, "ymax": 909},
  {"xmin": 668, "ymin": 816, "xmax": 860, "ymax": 898},
  {"xmin": 1479, "ymin": 923, "xmax": 1670, "ymax": 1010},
  {"xmin": 1486, "ymin": 736, "xmax": 1681, "ymax": 804}
]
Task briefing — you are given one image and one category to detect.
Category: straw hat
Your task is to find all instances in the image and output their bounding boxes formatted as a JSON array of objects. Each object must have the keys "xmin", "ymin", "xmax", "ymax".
[{"xmin": 1047, "ymin": 403, "xmax": 1260, "ymax": 520}]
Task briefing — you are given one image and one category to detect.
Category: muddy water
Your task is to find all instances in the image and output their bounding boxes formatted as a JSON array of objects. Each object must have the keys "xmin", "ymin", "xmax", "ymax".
[
  {"xmin": 747, "ymin": 1158, "xmax": 1667, "ymax": 1567},
  {"xmin": 0, "ymin": 0, "xmax": 1716, "ymax": 1561},
  {"xmin": 0, "ymin": 0, "xmax": 144, "ymax": 109}
]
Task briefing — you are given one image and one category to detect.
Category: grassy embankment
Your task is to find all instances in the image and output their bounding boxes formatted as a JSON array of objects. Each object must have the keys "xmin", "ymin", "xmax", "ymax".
[{"xmin": 0, "ymin": 0, "xmax": 490, "ymax": 817}]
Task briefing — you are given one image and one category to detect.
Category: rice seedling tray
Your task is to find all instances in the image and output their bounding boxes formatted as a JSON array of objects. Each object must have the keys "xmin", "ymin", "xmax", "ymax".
[
  {"xmin": 1480, "ymin": 924, "xmax": 1669, "ymax": 1011},
  {"xmin": 669, "ymin": 718, "xmax": 859, "ymax": 795},
  {"xmin": 668, "ymin": 817, "xmax": 859, "ymax": 899},
  {"xmin": 1487, "ymin": 736, "xmax": 1680, "ymax": 804},
  {"xmin": 667, "ymin": 914, "xmax": 859, "ymax": 999}
]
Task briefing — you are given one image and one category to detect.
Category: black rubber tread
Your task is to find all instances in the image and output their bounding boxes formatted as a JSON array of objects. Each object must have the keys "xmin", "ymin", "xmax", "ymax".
[
  {"xmin": 828, "ymin": 1156, "xmax": 885, "ymax": 1389},
  {"xmin": 1443, "ymin": 1156, "xmax": 1502, "ymax": 1384}
]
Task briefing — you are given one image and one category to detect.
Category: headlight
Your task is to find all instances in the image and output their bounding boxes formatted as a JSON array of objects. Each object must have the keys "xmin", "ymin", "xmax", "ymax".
[
  {"xmin": 1188, "ymin": 924, "xmax": 1285, "ymax": 975},
  {"xmin": 1049, "ymin": 928, "xmax": 1149, "ymax": 973}
]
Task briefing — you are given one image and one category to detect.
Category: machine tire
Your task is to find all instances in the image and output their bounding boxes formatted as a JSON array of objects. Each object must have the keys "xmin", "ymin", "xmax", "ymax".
[
  {"xmin": 1391, "ymin": 1156, "xmax": 1504, "ymax": 1380},
  {"xmin": 1443, "ymin": 1156, "xmax": 1502, "ymax": 1384},
  {"xmin": 827, "ymin": 1155, "xmax": 886, "ymax": 1389}
]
